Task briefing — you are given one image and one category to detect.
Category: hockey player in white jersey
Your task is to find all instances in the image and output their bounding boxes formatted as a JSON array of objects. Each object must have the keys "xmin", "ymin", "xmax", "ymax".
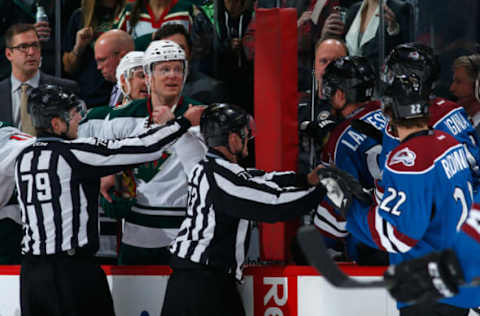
[
  {"xmin": 78, "ymin": 51, "xmax": 146, "ymax": 139},
  {"xmin": 0, "ymin": 123, "xmax": 35, "ymax": 263},
  {"xmin": 101, "ymin": 40, "xmax": 205, "ymax": 264}
]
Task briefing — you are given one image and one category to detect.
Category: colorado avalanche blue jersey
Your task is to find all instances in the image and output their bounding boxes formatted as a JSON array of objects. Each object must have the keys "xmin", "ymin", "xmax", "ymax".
[
  {"xmin": 322, "ymin": 101, "xmax": 387, "ymax": 189},
  {"xmin": 347, "ymin": 130, "xmax": 474, "ymax": 307},
  {"xmin": 380, "ymin": 98, "xmax": 480, "ymax": 174}
]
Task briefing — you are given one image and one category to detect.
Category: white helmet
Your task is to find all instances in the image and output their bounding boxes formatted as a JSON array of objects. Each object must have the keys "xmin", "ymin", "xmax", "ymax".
[
  {"xmin": 116, "ymin": 51, "xmax": 145, "ymax": 97},
  {"xmin": 143, "ymin": 40, "xmax": 188, "ymax": 79}
]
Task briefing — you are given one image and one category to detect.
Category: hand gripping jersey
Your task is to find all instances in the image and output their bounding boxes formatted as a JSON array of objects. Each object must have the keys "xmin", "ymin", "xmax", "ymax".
[
  {"xmin": 380, "ymin": 98, "xmax": 480, "ymax": 178},
  {"xmin": 102, "ymin": 96, "xmax": 203, "ymax": 248},
  {"xmin": 0, "ymin": 123, "xmax": 35, "ymax": 224},
  {"xmin": 347, "ymin": 130, "xmax": 475, "ymax": 308}
]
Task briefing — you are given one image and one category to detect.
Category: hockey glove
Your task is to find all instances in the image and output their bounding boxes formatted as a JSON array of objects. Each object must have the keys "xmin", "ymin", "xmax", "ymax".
[
  {"xmin": 384, "ymin": 249, "xmax": 464, "ymax": 304},
  {"xmin": 100, "ymin": 190, "xmax": 136, "ymax": 220},
  {"xmin": 317, "ymin": 166, "xmax": 372, "ymax": 217},
  {"xmin": 300, "ymin": 115, "xmax": 337, "ymax": 150}
]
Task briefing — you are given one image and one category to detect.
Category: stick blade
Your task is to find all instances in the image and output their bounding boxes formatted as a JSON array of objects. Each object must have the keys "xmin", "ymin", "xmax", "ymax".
[{"xmin": 297, "ymin": 225, "xmax": 389, "ymax": 288}]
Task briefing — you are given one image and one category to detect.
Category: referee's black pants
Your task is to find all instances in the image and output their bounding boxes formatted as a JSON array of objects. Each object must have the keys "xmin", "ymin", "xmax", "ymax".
[
  {"xmin": 21, "ymin": 252, "xmax": 115, "ymax": 316},
  {"xmin": 400, "ymin": 302, "xmax": 469, "ymax": 316},
  {"xmin": 161, "ymin": 256, "xmax": 245, "ymax": 316}
]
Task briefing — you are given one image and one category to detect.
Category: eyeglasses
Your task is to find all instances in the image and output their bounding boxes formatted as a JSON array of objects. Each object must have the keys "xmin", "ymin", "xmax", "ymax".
[
  {"xmin": 8, "ymin": 42, "xmax": 41, "ymax": 53},
  {"xmin": 153, "ymin": 65, "xmax": 184, "ymax": 77}
]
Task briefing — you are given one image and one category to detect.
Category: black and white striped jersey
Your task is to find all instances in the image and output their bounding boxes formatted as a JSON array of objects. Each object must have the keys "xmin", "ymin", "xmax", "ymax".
[
  {"xmin": 15, "ymin": 117, "xmax": 191, "ymax": 256},
  {"xmin": 170, "ymin": 149, "xmax": 326, "ymax": 280}
]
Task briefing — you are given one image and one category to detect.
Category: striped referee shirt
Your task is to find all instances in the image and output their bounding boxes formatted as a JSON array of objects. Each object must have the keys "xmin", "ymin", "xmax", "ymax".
[
  {"xmin": 171, "ymin": 149, "xmax": 326, "ymax": 280},
  {"xmin": 15, "ymin": 117, "xmax": 191, "ymax": 256}
]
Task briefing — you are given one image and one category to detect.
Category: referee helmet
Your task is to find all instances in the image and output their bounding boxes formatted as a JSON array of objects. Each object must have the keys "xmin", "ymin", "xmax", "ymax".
[
  {"xmin": 28, "ymin": 84, "xmax": 86, "ymax": 130},
  {"xmin": 200, "ymin": 103, "xmax": 255, "ymax": 147}
]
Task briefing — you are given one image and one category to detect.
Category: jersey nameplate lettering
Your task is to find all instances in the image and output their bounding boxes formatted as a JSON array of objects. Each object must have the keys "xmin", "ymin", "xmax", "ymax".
[
  {"xmin": 444, "ymin": 112, "xmax": 470, "ymax": 136},
  {"xmin": 441, "ymin": 148, "xmax": 469, "ymax": 180}
]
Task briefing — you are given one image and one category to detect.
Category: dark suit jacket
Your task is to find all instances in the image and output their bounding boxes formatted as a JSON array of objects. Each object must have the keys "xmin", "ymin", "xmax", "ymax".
[
  {"xmin": 0, "ymin": 72, "xmax": 78, "ymax": 125},
  {"xmin": 344, "ymin": 0, "xmax": 413, "ymax": 68}
]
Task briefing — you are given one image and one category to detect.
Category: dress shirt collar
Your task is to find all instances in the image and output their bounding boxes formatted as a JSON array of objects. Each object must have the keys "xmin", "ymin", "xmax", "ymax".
[{"xmin": 11, "ymin": 71, "xmax": 40, "ymax": 92}]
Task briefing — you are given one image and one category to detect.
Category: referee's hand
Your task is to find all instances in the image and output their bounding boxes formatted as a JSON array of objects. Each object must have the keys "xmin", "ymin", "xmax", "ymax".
[{"xmin": 184, "ymin": 105, "xmax": 206, "ymax": 126}]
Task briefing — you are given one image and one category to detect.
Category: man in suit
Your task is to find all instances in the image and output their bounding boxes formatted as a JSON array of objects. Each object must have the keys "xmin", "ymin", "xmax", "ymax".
[{"xmin": 0, "ymin": 23, "xmax": 78, "ymax": 134}]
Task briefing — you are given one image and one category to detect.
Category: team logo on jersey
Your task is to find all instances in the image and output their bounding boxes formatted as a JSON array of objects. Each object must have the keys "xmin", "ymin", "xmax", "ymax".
[
  {"xmin": 134, "ymin": 150, "xmax": 172, "ymax": 183},
  {"xmin": 390, "ymin": 147, "xmax": 416, "ymax": 167}
]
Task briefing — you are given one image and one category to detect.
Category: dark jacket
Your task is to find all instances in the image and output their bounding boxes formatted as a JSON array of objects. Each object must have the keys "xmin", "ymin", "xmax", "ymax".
[{"xmin": 0, "ymin": 72, "xmax": 78, "ymax": 124}]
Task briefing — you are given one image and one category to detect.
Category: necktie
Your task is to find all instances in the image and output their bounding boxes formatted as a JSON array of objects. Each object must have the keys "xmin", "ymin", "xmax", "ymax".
[{"xmin": 20, "ymin": 83, "xmax": 36, "ymax": 136}]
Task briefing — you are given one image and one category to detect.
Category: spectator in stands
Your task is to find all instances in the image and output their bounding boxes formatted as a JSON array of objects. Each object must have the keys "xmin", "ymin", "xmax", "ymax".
[
  {"xmin": 63, "ymin": 0, "xmax": 125, "ymax": 108},
  {"xmin": 0, "ymin": 0, "xmax": 54, "ymax": 81},
  {"xmin": 0, "ymin": 23, "xmax": 78, "ymax": 135},
  {"xmin": 94, "ymin": 29, "xmax": 135, "ymax": 107},
  {"xmin": 321, "ymin": 0, "xmax": 411, "ymax": 72},
  {"xmin": 191, "ymin": 0, "xmax": 254, "ymax": 113},
  {"xmin": 115, "ymin": 0, "xmax": 194, "ymax": 51},
  {"xmin": 153, "ymin": 24, "xmax": 229, "ymax": 104},
  {"xmin": 450, "ymin": 54, "xmax": 480, "ymax": 130},
  {"xmin": 99, "ymin": 40, "xmax": 203, "ymax": 265},
  {"xmin": 296, "ymin": 0, "xmax": 339, "ymax": 91}
]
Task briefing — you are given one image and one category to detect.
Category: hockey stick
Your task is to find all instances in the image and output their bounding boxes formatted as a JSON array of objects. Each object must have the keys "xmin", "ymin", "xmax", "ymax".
[{"xmin": 297, "ymin": 225, "xmax": 392, "ymax": 288}]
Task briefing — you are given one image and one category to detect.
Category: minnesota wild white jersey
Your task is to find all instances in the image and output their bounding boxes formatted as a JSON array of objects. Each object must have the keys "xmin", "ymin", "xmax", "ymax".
[{"xmin": 103, "ymin": 96, "xmax": 202, "ymax": 248}]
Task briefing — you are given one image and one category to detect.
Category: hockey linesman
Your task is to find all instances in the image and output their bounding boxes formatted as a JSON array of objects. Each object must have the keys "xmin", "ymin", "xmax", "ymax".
[
  {"xmin": 343, "ymin": 58, "xmax": 477, "ymax": 315},
  {"xmin": 15, "ymin": 84, "xmax": 204, "ymax": 316},
  {"xmin": 161, "ymin": 103, "xmax": 329, "ymax": 316}
]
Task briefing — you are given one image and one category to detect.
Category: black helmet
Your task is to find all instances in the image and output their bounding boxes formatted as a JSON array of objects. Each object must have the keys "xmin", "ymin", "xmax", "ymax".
[
  {"xmin": 28, "ymin": 84, "xmax": 85, "ymax": 130},
  {"xmin": 200, "ymin": 103, "xmax": 254, "ymax": 147},
  {"xmin": 322, "ymin": 56, "xmax": 376, "ymax": 104},
  {"xmin": 382, "ymin": 73, "xmax": 429, "ymax": 120},
  {"xmin": 383, "ymin": 42, "xmax": 440, "ymax": 98}
]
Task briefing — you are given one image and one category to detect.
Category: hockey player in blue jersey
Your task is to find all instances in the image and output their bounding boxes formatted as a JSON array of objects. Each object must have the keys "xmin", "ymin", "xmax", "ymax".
[
  {"xmin": 379, "ymin": 43, "xmax": 480, "ymax": 174},
  {"xmin": 345, "ymin": 61, "xmax": 476, "ymax": 315},
  {"xmin": 312, "ymin": 56, "xmax": 389, "ymax": 264}
]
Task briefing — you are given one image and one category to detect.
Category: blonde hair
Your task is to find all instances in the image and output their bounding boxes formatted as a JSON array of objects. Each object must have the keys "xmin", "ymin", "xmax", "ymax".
[
  {"xmin": 453, "ymin": 54, "xmax": 480, "ymax": 82},
  {"xmin": 82, "ymin": 0, "xmax": 126, "ymax": 29}
]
